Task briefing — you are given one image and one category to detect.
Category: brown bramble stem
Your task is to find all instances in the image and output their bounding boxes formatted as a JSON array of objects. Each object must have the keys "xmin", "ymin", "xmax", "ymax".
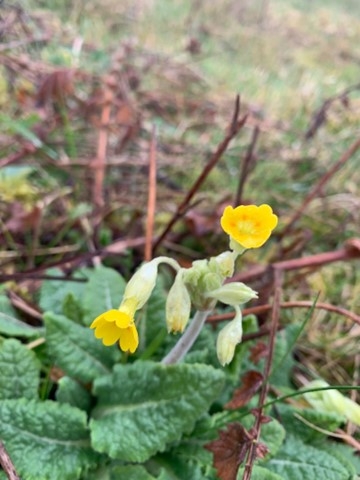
[
  {"xmin": 208, "ymin": 300, "xmax": 360, "ymax": 326},
  {"xmin": 242, "ymin": 269, "xmax": 282, "ymax": 480}
]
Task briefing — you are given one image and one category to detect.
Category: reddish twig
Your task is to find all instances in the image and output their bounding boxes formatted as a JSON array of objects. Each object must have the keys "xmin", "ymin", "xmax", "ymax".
[
  {"xmin": 208, "ymin": 300, "xmax": 360, "ymax": 326},
  {"xmin": 305, "ymin": 82, "xmax": 360, "ymax": 140},
  {"xmin": 0, "ymin": 143, "xmax": 36, "ymax": 168},
  {"xmin": 233, "ymin": 238, "xmax": 360, "ymax": 284},
  {"xmin": 280, "ymin": 138, "xmax": 360, "ymax": 237},
  {"xmin": 0, "ymin": 441, "xmax": 20, "ymax": 480},
  {"xmin": 92, "ymin": 86, "xmax": 112, "ymax": 209},
  {"xmin": 242, "ymin": 269, "xmax": 282, "ymax": 480},
  {"xmin": 234, "ymin": 125, "xmax": 260, "ymax": 206},
  {"xmin": 145, "ymin": 127, "xmax": 157, "ymax": 261},
  {"xmin": 152, "ymin": 95, "xmax": 247, "ymax": 253}
]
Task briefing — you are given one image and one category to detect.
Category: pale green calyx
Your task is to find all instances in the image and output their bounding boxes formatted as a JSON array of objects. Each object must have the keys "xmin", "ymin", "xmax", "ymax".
[
  {"xmin": 304, "ymin": 380, "xmax": 360, "ymax": 427},
  {"xmin": 216, "ymin": 306, "xmax": 243, "ymax": 366},
  {"xmin": 206, "ymin": 282, "xmax": 258, "ymax": 306},
  {"xmin": 166, "ymin": 270, "xmax": 192, "ymax": 333}
]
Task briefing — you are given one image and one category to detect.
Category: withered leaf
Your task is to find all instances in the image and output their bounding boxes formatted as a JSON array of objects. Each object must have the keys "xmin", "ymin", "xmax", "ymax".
[
  {"xmin": 205, "ymin": 423, "xmax": 252, "ymax": 480},
  {"xmin": 225, "ymin": 371, "xmax": 263, "ymax": 410},
  {"xmin": 249, "ymin": 341, "xmax": 269, "ymax": 364}
]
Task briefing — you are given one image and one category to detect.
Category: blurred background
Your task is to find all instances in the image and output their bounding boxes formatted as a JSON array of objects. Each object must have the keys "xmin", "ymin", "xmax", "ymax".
[{"xmin": 0, "ymin": 0, "xmax": 359, "ymax": 383}]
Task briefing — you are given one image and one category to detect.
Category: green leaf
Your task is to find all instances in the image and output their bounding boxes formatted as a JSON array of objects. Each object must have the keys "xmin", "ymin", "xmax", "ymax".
[
  {"xmin": 62, "ymin": 293, "xmax": 84, "ymax": 324},
  {"xmin": 0, "ymin": 399, "xmax": 99, "ymax": 480},
  {"xmin": 39, "ymin": 268, "xmax": 88, "ymax": 315},
  {"xmin": 270, "ymin": 297, "xmax": 317, "ymax": 380},
  {"xmin": 0, "ymin": 311, "xmax": 44, "ymax": 338},
  {"xmin": 0, "ymin": 293, "xmax": 17, "ymax": 316},
  {"xmin": 90, "ymin": 361, "xmax": 225, "ymax": 462},
  {"xmin": 321, "ymin": 443, "xmax": 360, "ymax": 474},
  {"xmin": 56, "ymin": 376, "xmax": 92, "ymax": 412},
  {"xmin": 85, "ymin": 464, "xmax": 171, "ymax": 480},
  {"xmin": 237, "ymin": 465, "xmax": 284, "ymax": 480},
  {"xmin": 44, "ymin": 312, "xmax": 120, "ymax": 383},
  {"xmin": 0, "ymin": 294, "xmax": 43, "ymax": 338},
  {"xmin": 0, "ymin": 339, "xmax": 40, "ymax": 400},
  {"xmin": 82, "ymin": 266, "xmax": 126, "ymax": 326},
  {"xmin": 268, "ymin": 325, "xmax": 298, "ymax": 388},
  {"xmin": 155, "ymin": 448, "xmax": 216, "ymax": 480},
  {"xmin": 276, "ymin": 404, "xmax": 344, "ymax": 445},
  {"xmin": 109, "ymin": 465, "xmax": 160, "ymax": 480},
  {"xmin": 142, "ymin": 280, "xmax": 168, "ymax": 355},
  {"xmin": 265, "ymin": 435, "xmax": 353, "ymax": 480}
]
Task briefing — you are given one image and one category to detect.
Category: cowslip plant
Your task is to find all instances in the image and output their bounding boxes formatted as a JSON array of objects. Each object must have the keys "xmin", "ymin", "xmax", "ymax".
[
  {"xmin": 1, "ymin": 203, "xmax": 359, "ymax": 480},
  {"xmin": 90, "ymin": 204, "xmax": 278, "ymax": 366}
]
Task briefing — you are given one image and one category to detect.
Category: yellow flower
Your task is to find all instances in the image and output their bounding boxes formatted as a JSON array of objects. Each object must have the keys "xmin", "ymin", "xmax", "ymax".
[
  {"xmin": 220, "ymin": 204, "xmax": 278, "ymax": 249},
  {"xmin": 90, "ymin": 298, "xmax": 139, "ymax": 353}
]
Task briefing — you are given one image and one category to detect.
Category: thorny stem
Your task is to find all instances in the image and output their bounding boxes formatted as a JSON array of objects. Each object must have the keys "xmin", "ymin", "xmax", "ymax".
[
  {"xmin": 161, "ymin": 310, "xmax": 211, "ymax": 364},
  {"xmin": 242, "ymin": 269, "xmax": 282, "ymax": 480}
]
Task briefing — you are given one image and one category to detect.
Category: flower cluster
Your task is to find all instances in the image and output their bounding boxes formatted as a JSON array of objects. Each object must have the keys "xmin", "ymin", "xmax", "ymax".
[{"xmin": 90, "ymin": 204, "xmax": 278, "ymax": 365}]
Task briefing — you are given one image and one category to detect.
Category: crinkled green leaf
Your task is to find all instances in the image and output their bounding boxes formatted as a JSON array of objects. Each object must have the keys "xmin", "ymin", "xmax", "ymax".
[
  {"xmin": 90, "ymin": 361, "xmax": 225, "ymax": 462},
  {"xmin": 82, "ymin": 266, "xmax": 126, "ymax": 325},
  {"xmin": 265, "ymin": 435, "xmax": 353, "ymax": 480},
  {"xmin": 322, "ymin": 443, "xmax": 360, "ymax": 474},
  {"xmin": 269, "ymin": 325, "xmax": 298, "ymax": 388},
  {"xmin": 0, "ymin": 399, "xmax": 99, "ymax": 480},
  {"xmin": 143, "ymin": 279, "xmax": 168, "ymax": 356},
  {"xmin": 155, "ymin": 449, "xmax": 216, "ymax": 480},
  {"xmin": 237, "ymin": 465, "xmax": 284, "ymax": 480},
  {"xmin": 44, "ymin": 312, "xmax": 120, "ymax": 383},
  {"xmin": 0, "ymin": 294, "xmax": 43, "ymax": 338},
  {"xmin": 317, "ymin": 442, "xmax": 356, "ymax": 477},
  {"xmin": 0, "ymin": 311, "xmax": 43, "ymax": 338},
  {"xmin": 0, "ymin": 293, "xmax": 17, "ymax": 316},
  {"xmin": 0, "ymin": 339, "xmax": 40, "ymax": 400},
  {"xmin": 276, "ymin": 404, "xmax": 344, "ymax": 445},
  {"xmin": 39, "ymin": 268, "xmax": 89, "ymax": 315},
  {"xmin": 56, "ymin": 376, "xmax": 92, "ymax": 412},
  {"xmin": 109, "ymin": 465, "xmax": 161, "ymax": 480},
  {"xmin": 62, "ymin": 292, "xmax": 84, "ymax": 324},
  {"xmin": 85, "ymin": 464, "xmax": 171, "ymax": 480}
]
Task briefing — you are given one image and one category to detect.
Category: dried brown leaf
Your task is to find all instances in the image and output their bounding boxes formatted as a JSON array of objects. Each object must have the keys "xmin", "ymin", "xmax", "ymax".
[
  {"xmin": 249, "ymin": 341, "xmax": 269, "ymax": 364},
  {"xmin": 205, "ymin": 423, "xmax": 252, "ymax": 480},
  {"xmin": 225, "ymin": 371, "xmax": 263, "ymax": 410}
]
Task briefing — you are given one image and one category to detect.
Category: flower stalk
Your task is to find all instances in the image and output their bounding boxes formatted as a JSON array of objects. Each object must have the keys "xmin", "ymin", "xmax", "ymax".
[{"xmin": 161, "ymin": 310, "xmax": 211, "ymax": 365}]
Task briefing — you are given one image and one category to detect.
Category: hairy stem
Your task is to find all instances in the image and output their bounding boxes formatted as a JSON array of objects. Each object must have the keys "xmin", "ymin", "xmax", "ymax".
[{"xmin": 162, "ymin": 310, "xmax": 211, "ymax": 364}]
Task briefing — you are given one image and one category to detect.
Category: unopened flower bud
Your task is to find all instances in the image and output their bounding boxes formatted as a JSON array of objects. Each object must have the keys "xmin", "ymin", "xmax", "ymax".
[
  {"xmin": 304, "ymin": 380, "xmax": 360, "ymax": 427},
  {"xmin": 206, "ymin": 282, "xmax": 258, "ymax": 306},
  {"xmin": 123, "ymin": 259, "xmax": 159, "ymax": 310},
  {"xmin": 216, "ymin": 307, "xmax": 243, "ymax": 366},
  {"xmin": 166, "ymin": 270, "xmax": 191, "ymax": 333},
  {"xmin": 211, "ymin": 251, "xmax": 236, "ymax": 279}
]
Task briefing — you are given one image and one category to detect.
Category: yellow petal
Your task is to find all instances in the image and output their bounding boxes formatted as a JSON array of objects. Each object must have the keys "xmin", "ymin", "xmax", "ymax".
[
  {"xmin": 114, "ymin": 310, "xmax": 133, "ymax": 328},
  {"xmin": 90, "ymin": 309, "xmax": 121, "ymax": 328},
  {"xmin": 119, "ymin": 324, "xmax": 139, "ymax": 353},
  {"xmin": 90, "ymin": 315, "xmax": 106, "ymax": 329},
  {"xmin": 96, "ymin": 322, "xmax": 122, "ymax": 346}
]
